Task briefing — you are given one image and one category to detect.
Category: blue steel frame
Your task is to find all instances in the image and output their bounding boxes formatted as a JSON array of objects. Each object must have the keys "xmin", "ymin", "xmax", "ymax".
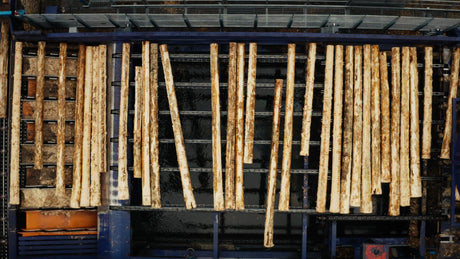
[{"xmin": 451, "ymin": 98, "xmax": 460, "ymax": 227}]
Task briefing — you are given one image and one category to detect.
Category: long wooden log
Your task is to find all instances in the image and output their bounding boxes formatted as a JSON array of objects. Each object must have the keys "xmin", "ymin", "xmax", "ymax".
[
  {"xmin": 210, "ymin": 43, "xmax": 224, "ymax": 211},
  {"xmin": 264, "ymin": 79, "xmax": 283, "ymax": 248},
  {"xmin": 0, "ymin": 20, "xmax": 9, "ymax": 118},
  {"xmin": 99, "ymin": 45, "xmax": 107, "ymax": 174},
  {"xmin": 235, "ymin": 43, "xmax": 246, "ymax": 210},
  {"xmin": 225, "ymin": 42, "xmax": 237, "ymax": 210},
  {"xmin": 133, "ymin": 66, "xmax": 143, "ymax": 179},
  {"xmin": 279, "ymin": 43, "xmax": 296, "ymax": 211},
  {"xmin": 118, "ymin": 43, "xmax": 130, "ymax": 201},
  {"xmin": 142, "ymin": 41, "xmax": 151, "ymax": 206},
  {"xmin": 422, "ymin": 47, "xmax": 433, "ymax": 159},
  {"xmin": 160, "ymin": 44, "xmax": 196, "ymax": 209},
  {"xmin": 380, "ymin": 51, "xmax": 391, "ymax": 183},
  {"xmin": 150, "ymin": 43, "xmax": 161, "ymax": 208},
  {"xmin": 350, "ymin": 46, "xmax": 362, "ymax": 208},
  {"xmin": 10, "ymin": 41, "xmax": 23, "ymax": 205},
  {"xmin": 409, "ymin": 47, "xmax": 421, "ymax": 198},
  {"xmin": 389, "ymin": 47, "xmax": 401, "ymax": 216},
  {"xmin": 316, "ymin": 45, "xmax": 334, "ymax": 213},
  {"xmin": 371, "ymin": 45, "xmax": 382, "ymax": 195},
  {"xmin": 70, "ymin": 45, "xmax": 86, "ymax": 208},
  {"xmin": 440, "ymin": 48, "xmax": 460, "ymax": 159},
  {"xmin": 300, "ymin": 43, "xmax": 317, "ymax": 156},
  {"xmin": 56, "ymin": 43, "xmax": 67, "ymax": 197},
  {"xmin": 340, "ymin": 45, "xmax": 354, "ymax": 214},
  {"xmin": 34, "ymin": 41, "xmax": 46, "ymax": 170},
  {"xmin": 90, "ymin": 46, "xmax": 100, "ymax": 206},
  {"xmin": 243, "ymin": 43, "xmax": 257, "ymax": 164},
  {"xmin": 330, "ymin": 45, "xmax": 344, "ymax": 214},
  {"xmin": 400, "ymin": 47, "xmax": 411, "ymax": 207},
  {"xmin": 361, "ymin": 44, "xmax": 372, "ymax": 213}
]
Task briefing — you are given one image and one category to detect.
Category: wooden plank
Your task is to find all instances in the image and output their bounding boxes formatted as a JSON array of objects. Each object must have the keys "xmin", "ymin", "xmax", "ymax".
[
  {"xmin": 26, "ymin": 122, "xmax": 74, "ymax": 143},
  {"xmin": 210, "ymin": 43, "xmax": 224, "ymax": 211},
  {"xmin": 316, "ymin": 45, "xmax": 334, "ymax": 213},
  {"xmin": 422, "ymin": 47, "xmax": 433, "ymax": 159},
  {"xmin": 160, "ymin": 44, "xmax": 196, "ymax": 209},
  {"xmin": 371, "ymin": 45, "xmax": 382, "ymax": 195},
  {"xmin": 361, "ymin": 44, "xmax": 372, "ymax": 213},
  {"xmin": 56, "ymin": 43, "xmax": 67, "ymax": 197},
  {"xmin": 243, "ymin": 43, "xmax": 257, "ymax": 164},
  {"xmin": 133, "ymin": 66, "xmax": 142, "ymax": 179},
  {"xmin": 23, "ymin": 56, "xmax": 78, "ymax": 77},
  {"xmin": 350, "ymin": 46, "xmax": 362, "ymax": 208},
  {"xmin": 118, "ymin": 43, "xmax": 130, "ymax": 201},
  {"xmin": 330, "ymin": 45, "xmax": 344, "ymax": 214},
  {"xmin": 26, "ymin": 167, "xmax": 72, "ymax": 186},
  {"xmin": 22, "ymin": 100, "xmax": 75, "ymax": 120},
  {"xmin": 150, "ymin": 43, "xmax": 161, "ymax": 208},
  {"xmin": 142, "ymin": 41, "xmax": 151, "ymax": 206},
  {"xmin": 0, "ymin": 20, "xmax": 9, "ymax": 118},
  {"xmin": 409, "ymin": 47, "xmax": 421, "ymax": 198},
  {"xmin": 25, "ymin": 78, "xmax": 77, "ymax": 99},
  {"xmin": 380, "ymin": 51, "xmax": 391, "ymax": 183},
  {"xmin": 389, "ymin": 47, "xmax": 401, "ymax": 216},
  {"xmin": 99, "ymin": 45, "xmax": 107, "ymax": 175},
  {"xmin": 279, "ymin": 43, "xmax": 296, "ymax": 212},
  {"xmin": 33, "ymin": 41, "xmax": 46, "ymax": 170},
  {"xmin": 235, "ymin": 43, "xmax": 246, "ymax": 210},
  {"xmin": 225, "ymin": 42, "xmax": 237, "ymax": 210},
  {"xmin": 400, "ymin": 47, "xmax": 411, "ymax": 207},
  {"xmin": 21, "ymin": 188, "xmax": 71, "ymax": 209},
  {"xmin": 21, "ymin": 145, "xmax": 74, "ymax": 164},
  {"xmin": 300, "ymin": 43, "xmax": 317, "ymax": 156},
  {"xmin": 90, "ymin": 46, "xmax": 100, "ymax": 207},
  {"xmin": 264, "ymin": 79, "xmax": 283, "ymax": 248},
  {"xmin": 10, "ymin": 41, "xmax": 23, "ymax": 205}
]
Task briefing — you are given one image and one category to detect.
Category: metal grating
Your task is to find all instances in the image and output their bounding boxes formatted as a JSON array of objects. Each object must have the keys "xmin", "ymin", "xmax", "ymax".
[{"xmin": 1, "ymin": 118, "xmax": 8, "ymax": 259}]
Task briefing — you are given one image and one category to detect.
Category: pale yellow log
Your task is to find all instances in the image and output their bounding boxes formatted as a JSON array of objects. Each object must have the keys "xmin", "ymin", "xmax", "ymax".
[
  {"xmin": 160, "ymin": 44, "xmax": 196, "ymax": 209},
  {"xmin": 133, "ymin": 66, "xmax": 142, "ymax": 179},
  {"xmin": 210, "ymin": 43, "xmax": 224, "ymax": 211},
  {"xmin": 264, "ymin": 79, "xmax": 283, "ymax": 248},
  {"xmin": 400, "ymin": 47, "xmax": 411, "ymax": 207},
  {"xmin": 361, "ymin": 45, "xmax": 372, "ymax": 213},
  {"xmin": 90, "ymin": 46, "xmax": 100, "ymax": 206},
  {"xmin": 243, "ymin": 43, "xmax": 257, "ymax": 164},
  {"xmin": 118, "ymin": 43, "xmax": 130, "ymax": 201},
  {"xmin": 56, "ymin": 43, "xmax": 67, "ymax": 197},
  {"xmin": 0, "ymin": 20, "xmax": 9, "ymax": 118},
  {"xmin": 316, "ymin": 45, "xmax": 334, "ymax": 213},
  {"xmin": 235, "ymin": 43, "xmax": 246, "ymax": 210},
  {"xmin": 422, "ymin": 47, "xmax": 433, "ymax": 159},
  {"xmin": 300, "ymin": 43, "xmax": 317, "ymax": 156},
  {"xmin": 142, "ymin": 41, "xmax": 151, "ymax": 206},
  {"xmin": 330, "ymin": 45, "xmax": 344, "ymax": 214},
  {"xmin": 150, "ymin": 43, "xmax": 161, "ymax": 208},
  {"xmin": 99, "ymin": 45, "xmax": 107, "ymax": 174},
  {"xmin": 380, "ymin": 51, "xmax": 391, "ymax": 183},
  {"xmin": 371, "ymin": 45, "xmax": 382, "ymax": 195},
  {"xmin": 409, "ymin": 47, "xmax": 421, "ymax": 198},
  {"xmin": 34, "ymin": 41, "xmax": 46, "ymax": 170},
  {"xmin": 350, "ymin": 46, "xmax": 362, "ymax": 208},
  {"xmin": 279, "ymin": 43, "xmax": 296, "ymax": 212}
]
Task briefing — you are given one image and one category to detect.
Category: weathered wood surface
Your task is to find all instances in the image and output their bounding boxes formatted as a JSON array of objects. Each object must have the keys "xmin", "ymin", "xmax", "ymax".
[
  {"xmin": 409, "ymin": 47, "xmax": 421, "ymax": 198},
  {"xmin": 34, "ymin": 41, "xmax": 46, "ymax": 170},
  {"xmin": 142, "ymin": 41, "xmax": 151, "ymax": 206},
  {"xmin": 23, "ymin": 56, "xmax": 78, "ymax": 77},
  {"xmin": 118, "ymin": 43, "xmax": 130, "ymax": 201},
  {"xmin": 243, "ymin": 43, "xmax": 257, "ymax": 164},
  {"xmin": 56, "ymin": 43, "xmax": 67, "ymax": 197},
  {"xmin": 264, "ymin": 79, "xmax": 283, "ymax": 248},
  {"xmin": 26, "ymin": 78, "xmax": 77, "ymax": 99},
  {"xmin": 300, "ymin": 43, "xmax": 317, "ymax": 156},
  {"xmin": 21, "ymin": 145, "xmax": 75, "ymax": 164},
  {"xmin": 22, "ymin": 100, "xmax": 76, "ymax": 120},
  {"xmin": 400, "ymin": 47, "xmax": 411, "ymax": 207},
  {"xmin": 150, "ymin": 43, "xmax": 161, "ymax": 208},
  {"xmin": 26, "ymin": 167, "xmax": 73, "ymax": 186},
  {"xmin": 370, "ymin": 45, "xmax": 382, "ymax": 195},
  {"xmin": 350, "ymin": 46, "xmax": 362, "ymax": 208},
  {"xmin": 99, "ymin": 45, "xmax": 107, "ymax": 175},
  {"xmin": 21, "ymin": 188, "xmax": 71, "ymax": 209},
  {"xmin": 380, "ymin": 51, "xmax": 391, "ymax": 183},
  {"xmin": 90, "ymin": 46, "xmax": 100, "ymax": 207},
  {"xmin": 235, "ymin": 43, "xmax": 246, "ymax": 210},
  {"xmin": 361, "ymin": 44, "xmax": 372, "ymax": 213},
  {"xmin": 0, "ymin": 20, "xmax": 9, "ymax": 118},
  {"xmin": 133, "ymin": 66, "xmax": 143, "ymax": 179},
  {"xmin": 26, "ymin": 122, "xmax": 74, "ymax": 143},
  {"xmin": 422, "ymin": 47, "xmax": 433, "ymax": 160}
]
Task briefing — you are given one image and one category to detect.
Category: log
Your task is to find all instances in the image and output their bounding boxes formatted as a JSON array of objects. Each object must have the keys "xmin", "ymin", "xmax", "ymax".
[
  {"xmin": 400, "ymin": 47, "xmax": 411, "ymax": 207},
  {"xmin": 279, "ymin": 43, "xmax": 296, "ymax": 212},
  {"xmin": 409, "ymin": 47, "xmax": 421, "ymax": 198},
  {"xmin": 264, "ymin": 79, "xmax": 283, "ymax": 248},
  {"xmin": 23, "ymin": 56, "xmax": 78, "ymax": 77},
  {"xmin": 150, "ymin": 43, "xmax": 161, "ymax": 208},
  {"xmin": 142, "ymin": 41, "xmax": 151, "ymax": 206},
  {"xmin": 361, "ymin": 44, "xmax": 372, "ymax": 213},
  {"xmin": 389, "ymin": 47, "xmax": 401, "ymax": 216},
  {"xmin": 26, "ymin": 167, "xmax": 72, "ymax": 186},
  {"xmin": 118, "ymin": 43, "xmax": 130, "ymax": 201},
  {"xmin": 210, "ymin": 43, "xmax": 224, "ymax": 211},
  {"xmin": 34, "ymin": 41, "xmax": 46, "ymax": 170},
  {"xmin": 371, "ymin": 45, "xmax": 382, "ymax": 195},
  {"xmin": 243, "ymin": 43, "xmax": 257, "ymax": 164},
  {"xmin": 21, "ymin": 145, "xmax": 74, "ymax": 164},
  {"xmin": 90, "ymin": 46, "xmax": 100, "ymax": 207},
  {"xmin": 235, "ymin": 43, "xmax": 246, "ymax": 210},
  {"xmin": 225, "ymin": 42, "xmax": 237, "ymax": 210},
  {"xmin": 316, "ymin": 45, "xmax": 334, "ymax": 213},
  {"xmin": 440, "ymin": 48, "xmax": 460, "ymax": 159},
  {"xmin": 0, "ymin": 20, "xmax": 9, "ymax": 118},
  {"xmin": 56, "ymin": 43, "xmax": 67, "ymax": 197},
  {"xmin": 10, "ymin": 41, "xmax": 23, "ymax": 205},
  {"xmin": 160, "ymin": 44, "xmax": 196, "ymax": 209},
  {"xmin": 330, "ymin": 45, "xmax": 344, "ymax": 214},
  {"xmin": 300, "ymin": 43, "xmax": 317, "ymax": 156},
  {"xmin": 99, "ymin": 45, "xmax": 107, "ymax": 174},
  {"xmin": 350, "ymin": 46, "xmax": 362, "ymax": 208},
  {"xmin": 70, "ymin": 45, "xmax": 85, "ymax": 208},
  {"xmin": 133, "ymin": 66, "xmax": 143, "ymax": 179},
  {"xmin": 380, "ymin": 51, "xmax": 391, "ymax": 183},
  {"xmin": 22, "ymin": 100, "xmax": 75, "ymax": 120},
  {"xmin": 422, "ymin": 47, "xmax": 433, "ymax": 159},
  {"xmin": 340, "ymin": 45, "xmax": 354, "ymax": 214}
]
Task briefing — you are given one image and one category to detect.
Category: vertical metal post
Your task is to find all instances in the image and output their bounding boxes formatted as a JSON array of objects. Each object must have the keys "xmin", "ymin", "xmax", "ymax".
[
  {"xmin": 7, "ymin": 208, "xmax": 16, "ymax": 258},
  {"xmin": 420, "ymin": 159, "xmax": 427, "ymax": 258},
  {"xmin": 213, "ymin": 212, "xmax": 219, "ymax": 259},
  {"xmin": 330, "ymin": 221, "xmax": 337, "ymax": 259},
  {"xmin": 301, "ymin": 156, "xmax": 309, "ymax": 259},
  {"xmin": 451, "ymin": 98, "xmax": 458, "ymax": 227}
]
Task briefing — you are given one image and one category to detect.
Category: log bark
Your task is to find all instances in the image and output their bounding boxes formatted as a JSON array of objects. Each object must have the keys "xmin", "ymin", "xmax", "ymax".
[
  {"xmin": 118, "ymin": 43, "xmax": 130, "ymax": 201},
  {"xmin": 380, "ymin": 51, "xmax": 391, "ymax": 183},
  {"xmin": 34, "ymin": 41, "xmax": 45, "ymax": 170},
  {"xmin": 440, "ymin": 48, "xmax": 460, "ymax": 159},
  {"xmin": 330, "ymin": 45, "xmax": 344, "ymax": 214},
  {"xmin": 99, "ymin": 45, "xmax": 107, "ymax": 174},
  {"xmin": 361, "ymin": 44, "xmax": 372, "ymax": 213},
  {"xmin": 150, "ymin": 43, "xmax": 161, "ymax": 208},
  {"xmin": 225, "ymin": 42, "xmax": 237, "ymax": 210},
  {"xmin": 235, "ymin": 43, "xmax": 246, "ymax": 210},
  {"xmin": 10, "ymin": 41, "xmax": 23, "ymax": 205},
  {"xmin": 279, "ymin": 43, "xmax": 296, "ymax": 211},
  {"xmin": 90, "ymin": 46, "xmax": 100, "ymax": 206},
  {"xmin": 70, "ymin": 45, "xmax": 85, "ymax": 208},
  {"xmin": 142, "ymin": 41, "xmax": 151, "ymax": 206},
  {"xmin": 210, "ymin": 43, "xmax": 224, "ymax": 211},
  {"xmin": 400, "ymin": 47, "xmax": 411, "ymax": 207},
  {"xmin": 389, "ymin": 47, "xmax": 401, "ymax": 216},
  {"xmin": 350, "ymin": 46, "xmax": 362, "ymax": 208},
  {"xmin": 243, "ymin": 43, "xmax": 257, "ymax": 164},
  {"xmin": 371, "ymin": 45, "xmax": 382, "ymax": 195},
  {"xmin": 409, "ymin": 47, "xmax": 421, "ymax": 198},
  {"xmin": 0, "ymin": 20, "xmax": 9, "ymax": 118},
  {"xmin": 340, "ymin": 45, "xmax": 354, "ymax": 214},
  {"xmin": 300, "ymin": 43, "xmax": 317, "ymax": 156},
  {"xmin": 264, "ymin": 79, "xmax": 283, "ymax": 248},
  {"xmin": 56, "ymin": 43, "xmax": 67, "ymax": 197},
  {"xmin": 422, "ymin": 47, "xmax": 433, "ymax": 159},
  {"xmin": 316, "ymin": 45, "xmax": 334, "ymax": 213},
  {"xmin": 160, "ymin": 44, "xmax": 196, "ymax": 209},
  {"xmin": 133, "ymin": 66, "xmax": 143, "ymax": 179}
]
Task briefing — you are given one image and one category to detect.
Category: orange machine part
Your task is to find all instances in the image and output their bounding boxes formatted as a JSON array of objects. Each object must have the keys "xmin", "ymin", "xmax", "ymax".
[{"xmin": 25, "ymin": 210, "xmax": 97, "ymax": 230}]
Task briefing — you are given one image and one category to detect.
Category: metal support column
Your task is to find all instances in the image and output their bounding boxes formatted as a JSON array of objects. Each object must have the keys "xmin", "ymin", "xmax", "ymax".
[
  {"xmin": 330, "ymin": 221, "xmax": 337, "ymax": 259},
  {"xmin": 213, "ymin": 212, "xmax": 219, "ymax": 259},
  {"xmin": 301, "ymin": 156, "xmax": 309, "ymax": 259}
]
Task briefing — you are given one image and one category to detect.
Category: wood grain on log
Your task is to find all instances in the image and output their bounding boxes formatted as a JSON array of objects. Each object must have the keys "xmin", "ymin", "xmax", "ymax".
[
  {"xmin": 409, "ymin": 47, "xmax": 421, "ymax": 198},
  {"xmin": 400, "ymin": 47, "xmax": 411, "ymax": 207},
  {"xmin": 142, "ymin": 41, "xmax": 151, "ymax": 206},
  {"xmin": 133, "ymin": 66, "xmax": 142, "ymax": 179},
  {"xmin": 422, "ymin": 47, "xmax": 433, "ymax": 159},
  {"xmin": 300, "ymin": 43, "xmax": 317, "ymax": 156},
  {"xmin": 118, "ymin": 43, "xmax": 130, "ymax": 201},
  {"xmin": 350, "ymin": 46, "xmax": 362, "ymax": 208},
  {"xmin": 361, "ymin": 45, "xmax": 372, "ymax": 213},
  {"xmin": 34, "ymin": 41, "xmax": 46, "ymax": 170},
  {"xmin": 380, "ymin": 51, "xmax": 391, "ymax": 183},
  {"xmin": 99, "ymin": 45, "xmax": 107, "ymax": 175},
  {"xmin": 150, "ymin": 43, "xmax": 161, "ymax": 208},
  {"xmin": 235, "ymin": 43, "xmax": 246, "ymax": 210},
  {"xmin": 0, "ymin": 20, "xmax": 9, "ymax": 118},
  {"xmin": 56, "ymin": 43, "xmax": 67, "ymax": 197},
  {"xmin": 90, "ymin": 46, "xmax": 100, "ymax": 207},
  {"xmin": 243, "ymin": 43, "xmax": 257, "ymax": 164},
  {"xmin": 371, "ymin": 45, "xmax": 382, "ymax": 195},
  {"xmin": 21, "ymin": 188, "xmax": 71, "ymax": 209}
]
